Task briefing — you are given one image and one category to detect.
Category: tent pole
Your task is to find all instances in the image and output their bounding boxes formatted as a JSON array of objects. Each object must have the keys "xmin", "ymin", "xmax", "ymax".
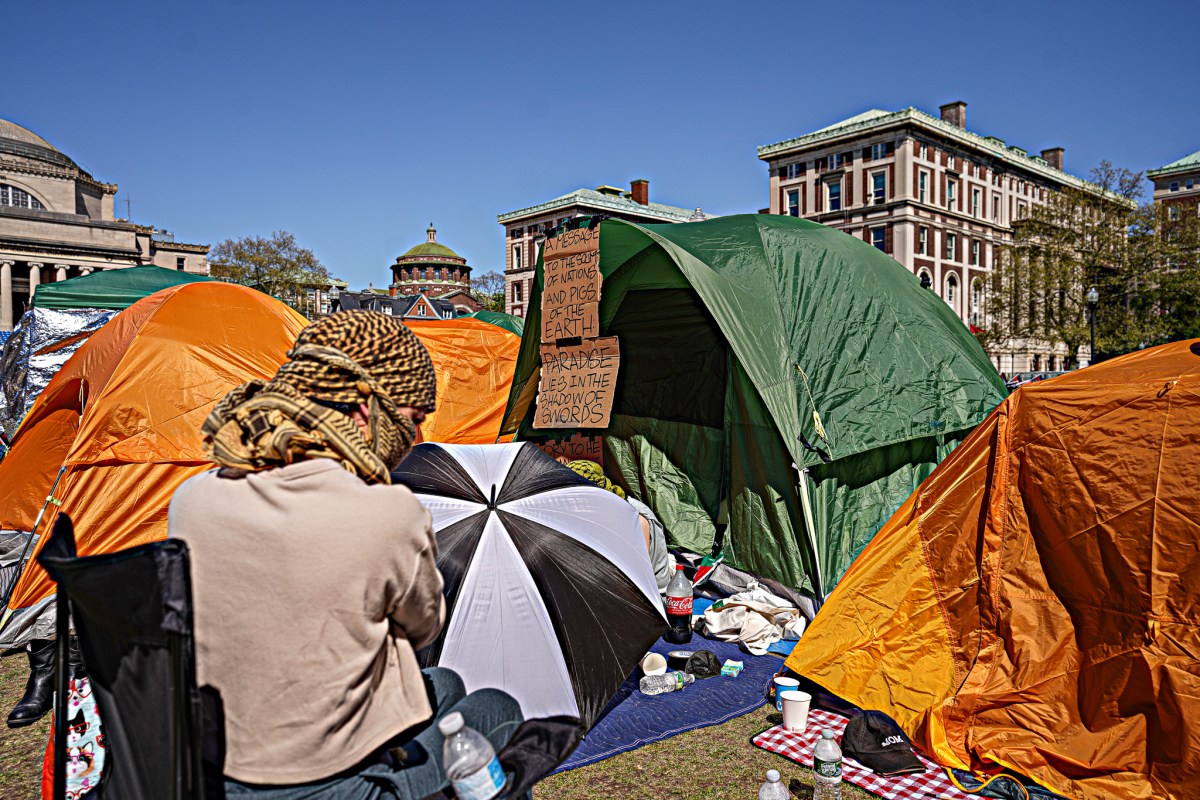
[{"xmin": 794, "ymin": 465, "xmax": 824, "ymax": 599}]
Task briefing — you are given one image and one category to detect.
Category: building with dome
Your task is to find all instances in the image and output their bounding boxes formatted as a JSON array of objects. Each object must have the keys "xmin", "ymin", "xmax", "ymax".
[
  {"xmin": 388, "ymin": 224, "xmax": 479, "ymax": 314},
  {"xmin": 0, "ymin": 118, "xmax": 208, "ymax": 330}
]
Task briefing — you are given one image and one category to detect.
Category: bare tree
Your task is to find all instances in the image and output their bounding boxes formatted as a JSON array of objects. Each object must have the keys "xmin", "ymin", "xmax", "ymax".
[
  {"xmin": 470, "ymin": 271, "xmax": 506, "ymax": 312},
  {"xmin": 210, "ymin": 231, "xmax": 332, "ymax": 317}
]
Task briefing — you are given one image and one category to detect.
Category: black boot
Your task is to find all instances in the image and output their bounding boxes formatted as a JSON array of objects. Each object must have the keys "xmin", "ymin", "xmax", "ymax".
[
  {"xmin": 6, "ymin": 638, "xmax": 55, "ymax": 728},
  {"xmin": 68, "ymin": 635, "xmax": 87, "ymax": 682}
]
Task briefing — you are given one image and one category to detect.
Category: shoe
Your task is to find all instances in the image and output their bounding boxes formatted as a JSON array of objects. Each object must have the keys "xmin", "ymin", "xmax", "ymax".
[
  {"xmin": 68, "ymin": 635, "xmax": 87, "ymax": 682},
  {"xmin": 6, "ymin": 638, "xmax": 55, "ymax": 728}
]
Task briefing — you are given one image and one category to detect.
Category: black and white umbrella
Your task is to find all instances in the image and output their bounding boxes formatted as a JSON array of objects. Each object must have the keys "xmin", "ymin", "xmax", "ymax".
[{"xmin": 392, "ymin": 442, "xmax": 666, "ymax": 729}]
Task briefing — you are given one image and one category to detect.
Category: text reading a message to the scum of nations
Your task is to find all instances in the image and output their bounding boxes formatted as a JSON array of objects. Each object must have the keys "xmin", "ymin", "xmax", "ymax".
[
  {"xmin": 541, "ymin": 226, "xmax": 601, "ymax": 343},
  {"xmin": 535, "ymin": 337, "xmax": 620, "ymax": 429}
]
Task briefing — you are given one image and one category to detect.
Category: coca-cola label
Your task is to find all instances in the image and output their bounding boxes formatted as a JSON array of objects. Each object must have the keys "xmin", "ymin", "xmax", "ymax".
[
  {"xmin": 666, "ymin": 596, "xmax": 692, "ymax": 616},
  {"xmin": 814, "ymin": 757, "xmax": 841, "ymax": 779}
]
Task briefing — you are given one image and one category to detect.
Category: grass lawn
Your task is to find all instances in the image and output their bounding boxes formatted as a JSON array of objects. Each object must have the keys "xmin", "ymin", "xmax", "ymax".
[{"xmin": 1, "ymin": 649, "xmax": 875, "ymax": 800}]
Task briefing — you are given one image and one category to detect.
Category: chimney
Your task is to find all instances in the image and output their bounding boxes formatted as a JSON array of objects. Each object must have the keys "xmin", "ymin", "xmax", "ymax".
[
  {"xmin": 939, "ymin": 101, "xmax": 967, "ymax": 129},
  {"xmin": 1041, "ymin": 147, "xmax": 1064, "ymax": 171},
  {"xmin": 630, "ymin": 179, "xmax": 649, "ymax": 206}
]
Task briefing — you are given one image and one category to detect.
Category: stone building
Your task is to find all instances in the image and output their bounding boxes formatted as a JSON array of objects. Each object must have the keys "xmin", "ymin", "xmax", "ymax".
[
  {"xmin": 390, "ymin": 225, "xmax": 473, "ymax": 300},
  {"xmin": 497, "ymin": 180, "xmax": 708, "ymax": 317},
  {"xmin": 758, "ymin": 102, "xmax": 1104, "ymax": 372},
  {"xmin": 0, "ymin": 118, "xmax": 209, "ymax": 330}
]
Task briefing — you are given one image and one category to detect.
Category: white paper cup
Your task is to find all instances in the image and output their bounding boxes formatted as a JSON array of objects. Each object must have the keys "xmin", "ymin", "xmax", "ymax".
[
  {"xmin": 641, "ymin": 653, "xmax": 667, "ymax": 676},
  {"xmin": 773, "ymin": 676, "xmax": 800, "ymax": 711},
  {"xmin": 780, "ymin": 689, "xmax": 812, "ymax": 732}
]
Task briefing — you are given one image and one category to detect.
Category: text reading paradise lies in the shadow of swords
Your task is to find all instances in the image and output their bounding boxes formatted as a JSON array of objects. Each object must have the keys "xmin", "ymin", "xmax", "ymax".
[{"xmin": 536, "ymin": 337, "xmax": 620, "ymax": 428}]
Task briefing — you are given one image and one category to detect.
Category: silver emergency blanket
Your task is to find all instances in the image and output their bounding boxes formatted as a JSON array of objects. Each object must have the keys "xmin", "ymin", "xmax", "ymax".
[{"xmin": 0, "ymin": 307, "xmax": 116, "ymax": 441}]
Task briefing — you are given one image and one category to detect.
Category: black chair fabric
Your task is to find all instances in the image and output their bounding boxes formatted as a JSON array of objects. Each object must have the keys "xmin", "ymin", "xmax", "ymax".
[{"xmin": 39, "ymin": 514, "xmax": 208, "ymax": 800}]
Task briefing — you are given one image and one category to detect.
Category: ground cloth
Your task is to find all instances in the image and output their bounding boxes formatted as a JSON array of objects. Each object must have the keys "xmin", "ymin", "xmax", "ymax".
[
  {"xmin": 557, "ymin": 636, "xmax": 782, "ymax": 771},
  {"xmin": 753, "ymin": 709, "xmax": 973, "ymax": 800}
]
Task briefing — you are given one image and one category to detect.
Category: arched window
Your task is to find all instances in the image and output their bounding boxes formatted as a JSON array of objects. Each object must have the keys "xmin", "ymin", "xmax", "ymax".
[
  {"xmin": 0, "ymin": 184, "xmax": 44, "ymax": 209},
  {"xmin": 946, "ymin": 273, "xmax": 959, "ymax": 313},
  {"xmin": 918, "ymin": 269, "xmax": 933, "ymax": 290},
  {"xmin": 970, "ymin": 278, "xmax": 983, "ymax": 326}
]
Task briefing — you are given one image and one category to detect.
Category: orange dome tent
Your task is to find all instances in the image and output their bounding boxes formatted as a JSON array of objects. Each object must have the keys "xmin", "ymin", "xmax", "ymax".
[
  {"xmin": 406, "ymin": 315, "xmax": 520, "ymax": 445},
  {"xmin": 786, "ymin": 340, "xmax": 1200, "ymax": 800},
  {"xmin": 0, "ymin": 283, "xmax": 308, "ymax": 647}
]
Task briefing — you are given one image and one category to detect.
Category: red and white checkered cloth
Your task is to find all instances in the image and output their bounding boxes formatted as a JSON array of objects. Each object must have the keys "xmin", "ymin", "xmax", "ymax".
[{"xmin": 752, "ymin": 709, "xmax": 973, "ymax": 800}]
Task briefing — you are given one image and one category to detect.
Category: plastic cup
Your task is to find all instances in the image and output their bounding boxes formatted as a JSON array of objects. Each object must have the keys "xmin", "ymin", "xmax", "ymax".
[
  {"xmin": 780, "ymin": 689, "xmax": 812, "ymax": 732},
  {"xmin": 641, "ymin": 652, "xmax": 667, "ymax": 676},
  {"xmin": 773, "ymin": 676, "xmax": 800, "ymax": 711}
]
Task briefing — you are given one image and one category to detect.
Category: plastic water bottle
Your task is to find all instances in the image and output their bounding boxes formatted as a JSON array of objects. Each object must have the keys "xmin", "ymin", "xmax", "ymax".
[
  {"xmin": 438, "ymin": 711, "xmax": 506, "ymax": 800},
  {"xmin": 812, "ymin": 728, "xmax": 843, "ymax": 800},
  {"xmin": 638, "ymin": 670, "xmax": 695, "ymax": 696},
  {"xmin": 758, "ymin": 768, "xmax": 789, "ymax": 800}
]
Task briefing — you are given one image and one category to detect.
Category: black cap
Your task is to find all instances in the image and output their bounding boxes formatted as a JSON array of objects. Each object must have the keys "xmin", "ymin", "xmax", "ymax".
[
  {"xmin": 685, "ymin": 650, "xmax": 722, "ymax": 680},
  {"xmin": 841, "ymin": 711, "xmax": 924, "ymax": 776}
]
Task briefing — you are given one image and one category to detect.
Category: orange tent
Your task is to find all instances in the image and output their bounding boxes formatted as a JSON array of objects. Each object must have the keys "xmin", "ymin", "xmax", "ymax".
[
  {"xmin": 0, "ymin": 283, "xmax": 308, "ymax": 646},
  {"xmin": 786, "ymin": 340, "xmax": 1200, "ymax": 800},
  {"xmin": 406, "ymin": 316, "xmax": 519, "ymax": 444}
]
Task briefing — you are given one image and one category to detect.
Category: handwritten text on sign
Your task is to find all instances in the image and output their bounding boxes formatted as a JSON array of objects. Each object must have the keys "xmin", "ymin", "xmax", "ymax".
[
  {"xmin": 534, "ymin": 336, "xmax": 620, "ymax": 429},
  {"xmin": 536, "ymin": 433, "xmax": 603, "ymax": 464},
  {"xmin": 541, "ymin": 226, "xmax": 600, "ymax": 342}
]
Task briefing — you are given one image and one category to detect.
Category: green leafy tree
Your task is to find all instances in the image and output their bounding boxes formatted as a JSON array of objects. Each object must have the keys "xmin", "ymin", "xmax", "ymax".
[
  {"xmin": 210, "ymin": 231, "xmax": 332, "ymax": 317},
  {"xmin": 470, "ymin": 271, "xmax": 506, "ymax": 312}
]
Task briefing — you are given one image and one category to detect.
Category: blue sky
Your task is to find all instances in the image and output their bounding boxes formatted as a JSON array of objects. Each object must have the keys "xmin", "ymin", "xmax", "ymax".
[{"xmin": 4, "ymin": 0, "xmax": 1197, "ymax": 289}]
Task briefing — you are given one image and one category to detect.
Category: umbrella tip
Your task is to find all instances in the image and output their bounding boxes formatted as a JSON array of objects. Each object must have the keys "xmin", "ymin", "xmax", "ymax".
[{"xmin": 488, "ymin": 484, "xmax": 497, "ymax": 510}]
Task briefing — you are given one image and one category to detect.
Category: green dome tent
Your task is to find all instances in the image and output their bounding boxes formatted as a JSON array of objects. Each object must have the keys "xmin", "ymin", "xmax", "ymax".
[
  {"xmin": 500, "ymin": 215, "xmax": 1005, "ymax": 597},
  {"xmin": 458, "ymin": 309, "xmax": 525, "ymax": 337},
  {"xmin": 32, "ymin": 265, "xmax": 213, "ymax": 310}
]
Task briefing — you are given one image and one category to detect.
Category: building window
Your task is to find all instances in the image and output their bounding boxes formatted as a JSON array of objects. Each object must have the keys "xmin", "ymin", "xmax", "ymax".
[
  {"xmin": 786, "ymin": 162, "xmax": 803, "ymax": 180},
  {"xmin": 918, "ymin": 269, "xmax": 933, "ymax": 288},
  {"xmin": 871, "ymin": 143, "xmax": 887, "ymax": 161},
  {"xmin": 871, "ymin": 172, "xmax": 886, "ymax": 204},
  {"xmin": 971, "ymin": 240, "xmax": 980, "ymax": 266},
  {"xmin": 176, "ymin": 257, "xmax": 186, "ymax": 271},
  {"xmin": 972, "ymin": 188, "xmax": 981, "ymax": 217},
  {"xmin": 1017, "ymin": 201, "xmax": 1028, "ymax": 219},
  {"xmin": 1170, "ymin": 181, "xmax": 1180, "ymax": 192},
  {"xmin": 513, "ymin": 282, "xmax": 523, "ymax": 302},
  {"xmin": 828, "ymin": 153, "xmax": 843, "ymax": 170},
  {"xmin": 946, "ymin": 274, "xmax": 959, "ymax": 310},
  {"xmin": 970, "ymin": 278, "xmax": 983, "ymax": 326},
  {"xmin": 947, "ymin": 179, "xmax": 957, "ymax": 210},
  {"xmin": 787, "ymin": 190, "xmax": 799, "ymax": 217},
  {"xmin": 918, "ymin": 172, "xmax": 928, "ymax": 203},
  {"xmin": 919, "ymin": 143, "xmax": 928, "ymax": 160},
  {"xmin": 1169, "ymin": 205, "xmax": 1181, "ymax": 221},
  {"xmin": 0, "ymin": 184, "xmax": 44, "ymax": 209},
  {"xmin": 946, "ymin": 154, "xmax": 955, "ymax": 171},
  {"xmin": 512, "ymin": 245, "xmax": 522, "ymax": 269},
  {"xmin": 992, "ymin": 194, "xmax": 1000, "ymax": 221},
  {"xmin": 1187, "ymin": 178, "xmax": 1195, "ymax": 190},
  {"xmin": 826, "ymin": 180, "xmax": 841, "ymax": 211},
  {"xmin": 871, "ymin": 227, "xmax": 886, "ymax": 251},
  {"xmin": 945, "ymin": 233, "xmax": 957, "ymax": 260},
  {"xmin": 382, "ymin": 305, "xmax": 393, "ymax": 315},
  {"xmin": 417, "ymin": 304, "xmax": 426, "ymax": 317},
  {"xmin": 918, "ymin": 226, "xmax": 928, "ymax": 255}
]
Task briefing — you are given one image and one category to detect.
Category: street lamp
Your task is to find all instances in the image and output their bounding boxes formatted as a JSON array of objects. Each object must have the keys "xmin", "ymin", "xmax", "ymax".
[{"xmin": 1086, "ymin": 285, "xmax": 1099, "ymax": 366}]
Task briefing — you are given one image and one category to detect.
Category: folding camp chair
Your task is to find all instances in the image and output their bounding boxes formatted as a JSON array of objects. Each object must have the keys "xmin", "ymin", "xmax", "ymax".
[{"xmin": 38, "ymin": 513, "xmax": 212, "ymax": 800}]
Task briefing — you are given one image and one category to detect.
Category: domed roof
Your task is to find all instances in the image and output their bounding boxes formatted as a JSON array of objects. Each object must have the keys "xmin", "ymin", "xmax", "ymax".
[
  {"xmin": 397, "ymin": 224, "xmax": 465, "ymax": 263},
  {"xmin": 0, "ymin": 119, "xmax": 58, "ymax": 152}
]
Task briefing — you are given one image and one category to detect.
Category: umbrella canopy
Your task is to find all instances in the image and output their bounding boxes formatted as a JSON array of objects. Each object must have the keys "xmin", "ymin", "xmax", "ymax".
[
  {"xmin": 392, "ymin": 442, "xmax": 666, "ymax": 729},
  {"xmin": 786, "ymin": 340, "xmax": 1200, "ymax": 800}
]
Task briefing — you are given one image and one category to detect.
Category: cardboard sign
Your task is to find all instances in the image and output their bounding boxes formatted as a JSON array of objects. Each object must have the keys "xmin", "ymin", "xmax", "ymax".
[
  {"xmin": 541, "ymin": 226, "xmax": 601, "ymax": 342},
  {"xmin": 536, "ymin": 433, "xmax": 603, "ymax": 464},
  {"xmin": 534, "ymin": 336, "xmax": 620, "ymax": 429}
]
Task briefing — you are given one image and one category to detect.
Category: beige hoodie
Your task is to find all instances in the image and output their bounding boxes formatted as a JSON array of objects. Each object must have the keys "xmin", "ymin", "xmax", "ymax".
[{"xmin": 169, "ymin": 458, "xmax": 445, "ymax": 784}]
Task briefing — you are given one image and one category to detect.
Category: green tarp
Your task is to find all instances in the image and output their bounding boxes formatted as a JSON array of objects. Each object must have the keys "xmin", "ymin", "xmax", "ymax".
[
  {"xmin": 32, "ymin": 266, "xmax": 214, "ymax": 310},
  {"xmin": 460, "ymin": 310, "xmax": 525, "ymax": 337},
  {"xmin": 501, "ymin": 215, "xmax": 1005, "ymax": 596}
]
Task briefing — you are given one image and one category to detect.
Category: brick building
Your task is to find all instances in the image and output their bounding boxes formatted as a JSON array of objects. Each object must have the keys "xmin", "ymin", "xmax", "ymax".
[
  {"xmin": 758, "ymin": 102, "xmax": 1103, "ymax": 371},
  {"xmin": 390, "ymin": 224, "xmax": 473, "ymax": 300},
  {"xmin": 1148, "ymin": 149, "xmax": 1200, "ymax": 214},
  {"xmin": 496, "ymin": 180, "xmax": 707, "ymax": 317},
  {"xmin": 0, "ymin": 118, "xmax": 208, "ymax": 330}
]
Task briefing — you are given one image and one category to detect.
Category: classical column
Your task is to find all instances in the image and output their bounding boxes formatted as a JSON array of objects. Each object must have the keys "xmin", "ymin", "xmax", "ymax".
[
  {"xmin": 0, "ymin": 260, "xmax": 13, "ymax": 331},
  {"xmin": 81, "ymin": 267, "xmax": 93, "ymax": 276},
  {"xmin": 55, "ymin": 264, "xmax": 69, "ymax": 282},
  {"xmin": 28, "ymin": 263, "xmax": 42, "ymax": 292}
]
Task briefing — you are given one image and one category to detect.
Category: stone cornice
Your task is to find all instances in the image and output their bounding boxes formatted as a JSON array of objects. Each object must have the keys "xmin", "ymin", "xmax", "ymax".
[{"xmin": 498, "ymin": 189, "xmax": 695, "ymax": 224}]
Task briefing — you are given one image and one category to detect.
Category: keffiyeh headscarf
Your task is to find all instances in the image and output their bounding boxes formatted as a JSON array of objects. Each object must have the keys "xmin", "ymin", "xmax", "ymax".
[
  {"xmin": 566, "ymin": 459, "xmax": 626, "ymax": 499},
  {"xmin": 203, "ymin": 310, "xmax": 436, "ymax": 484}
]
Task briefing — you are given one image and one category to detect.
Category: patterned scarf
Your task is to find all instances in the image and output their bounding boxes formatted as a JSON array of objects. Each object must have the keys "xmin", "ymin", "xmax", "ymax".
[{"xmin": 203, "ymin": 311, "xmax": 436, "ymax": 484}]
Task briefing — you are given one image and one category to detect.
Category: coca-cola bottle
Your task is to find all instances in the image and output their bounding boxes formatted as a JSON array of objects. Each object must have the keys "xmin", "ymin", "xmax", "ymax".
[{"xmin": 664, "ymin": 565, "xmax": 693, "ymax": 644}]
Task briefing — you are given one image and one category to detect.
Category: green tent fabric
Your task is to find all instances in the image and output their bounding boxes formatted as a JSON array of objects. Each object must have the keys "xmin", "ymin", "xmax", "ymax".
[
  {"xmin": 501, "ymin": 215, "xmax": 1006, "ymax": 596},
  {"xmin": 460, "ymin": 309, "xmax": 525, "ymax": 337},
  {"xmin": 32, "ymin": 266, "xmax": 214, "ymax": 310}
]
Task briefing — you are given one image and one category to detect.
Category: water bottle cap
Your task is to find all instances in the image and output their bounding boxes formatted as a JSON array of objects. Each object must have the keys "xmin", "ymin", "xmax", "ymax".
[
  {"xmin": 766, "ymin": 769, "xmax": 780, "ymax": 782},
  {"xmin": 437, "ymin": 711, "xmax": 465, "ymax": 736},
  {"xmin": 821, "ymin": 728, "xmax": 834, "ymax": 738}
]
